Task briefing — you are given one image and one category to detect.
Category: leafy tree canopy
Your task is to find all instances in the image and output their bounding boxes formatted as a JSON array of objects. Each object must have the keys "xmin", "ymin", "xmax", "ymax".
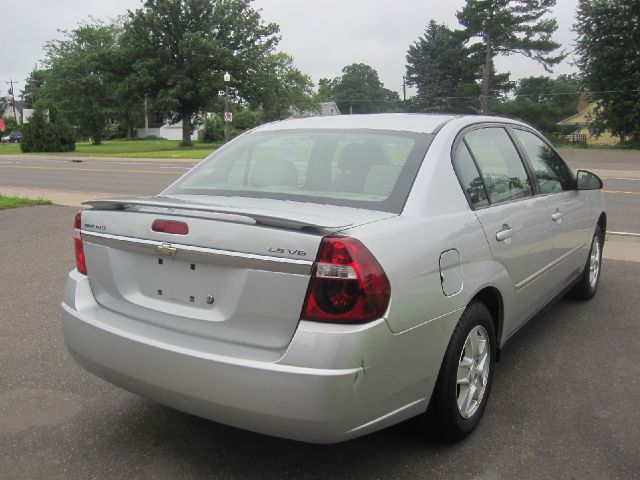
[
  {"xmin": 21, "ymin": 103, "xmax": 75, "ymax": 153},
  {"xmin": 575, "ymin": 0, "xmax": 640, "ymax": 142},
  {"xmin": 20, "ymin": 68, "xmax": 49, "ymax": 110},
  {"xmin": 42, "ymin": 21, "xmax": 121, "ymax": 144},
  {"xmin": 323, "ymin": 63, "xmax": 400, "ymax": 114},
  {"xmin": 245, "ymin": 52, "xmax": 317, "ymax": 122},
  {"xmin": 457, "ymin": 0, "xmax": 565, "ymax": 112},
  {"xmin": 493, "ymin": 74, "xmax": 582, "ymax": 135},
  {"xmin": 406, "ymin": 20, "xmax": 481, "ymax": 112},
  {"xmin": 125, "ymin": 0, "xmax": 280, "ymax": 145}
]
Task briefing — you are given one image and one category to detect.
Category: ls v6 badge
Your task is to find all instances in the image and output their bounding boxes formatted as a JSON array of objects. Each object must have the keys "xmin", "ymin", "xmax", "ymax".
[{"xmin": 268, "ymin": 247, "xmax": 307, "ymax": 257}]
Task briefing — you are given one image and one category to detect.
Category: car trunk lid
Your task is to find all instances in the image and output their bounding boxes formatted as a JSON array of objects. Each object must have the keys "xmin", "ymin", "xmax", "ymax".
[{"xmin": 79, "ymin": 195, "xmax": 394, "ymax": 350}]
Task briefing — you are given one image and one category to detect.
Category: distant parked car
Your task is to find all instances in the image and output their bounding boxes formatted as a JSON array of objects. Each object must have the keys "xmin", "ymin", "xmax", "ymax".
[
  {"xmin": 62, "ymin": 114, "xmax": 606, "ymax": 443},
  {"xmin": 1, "ymin": 131, "xmax": 22, "ymax": 143}
]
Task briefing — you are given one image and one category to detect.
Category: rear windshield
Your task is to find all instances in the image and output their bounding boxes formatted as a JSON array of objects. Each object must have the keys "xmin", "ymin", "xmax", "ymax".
[{"xmin": 164, "ymin": 129, "xmax": 434, "ymax": 213}]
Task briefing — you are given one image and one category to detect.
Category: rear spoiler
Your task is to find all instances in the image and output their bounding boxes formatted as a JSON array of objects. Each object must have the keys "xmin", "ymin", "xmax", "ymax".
[{"xmin": 83, "ymin": 197, "xmax": 353, "ymax": 230}]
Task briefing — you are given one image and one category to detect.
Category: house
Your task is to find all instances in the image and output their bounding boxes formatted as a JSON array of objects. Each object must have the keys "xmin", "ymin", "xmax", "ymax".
[
  {"xmin": 136, "ymin": 119, "xmax": 201, "ymax": 141},
  {"xmin": 2, "ymin": 100, "xmax": 33, "ymax": 124},
  {"xmin": 557, "ymin": 96, "xmax": 620, "ymax": 146}
]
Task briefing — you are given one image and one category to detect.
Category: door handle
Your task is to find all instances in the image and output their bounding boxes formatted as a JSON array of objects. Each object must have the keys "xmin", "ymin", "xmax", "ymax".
[
  {"xmin": 551, "ymin": 210, "xmax": 563, "ymax": 223},
  {"xmin": 496, "ymin": 225, "xmax": 513, "ymax": 242}
]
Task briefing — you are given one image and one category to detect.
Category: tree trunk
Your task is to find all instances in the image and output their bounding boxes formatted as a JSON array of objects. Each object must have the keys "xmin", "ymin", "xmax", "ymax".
[
  {"xmin": 181, "ymin": 113, "xmax": 192, "ymax": 146},
  {"xmin": 480, "ymin": 33, "xmax": 492, "ymax": 114},
  {"xmin": 126, "ymin": 114, "xmax": 133, "ymax": 140},
  {"xmin": 93, "ymin": 131, "xmax": 103, "ymax": 146}
]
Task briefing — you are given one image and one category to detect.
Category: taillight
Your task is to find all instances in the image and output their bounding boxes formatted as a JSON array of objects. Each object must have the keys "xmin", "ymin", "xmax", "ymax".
[
  {"xmin": 74, "ymin": 210, "xmax": 87, "ymax": 275},
  {"xmin": 152, "ymin": 219, "xmax": 189, "ymax": 235},
  {"xmin": 301, "ymin": 235, "xmax": 391, "ymax": 323}
]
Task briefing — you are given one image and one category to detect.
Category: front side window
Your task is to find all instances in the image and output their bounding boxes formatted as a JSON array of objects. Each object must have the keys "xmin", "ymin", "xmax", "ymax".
[
  {"xmin": 464, "ymin": 127, "xmax": 532, "ymax": 205},
  {"xmin": 513, "ymin": 129, "xmax": 574, "ymax": 194},
  {"xmin": 164, "ymin": 130, "xmax": 433, "ymax": 213},
  {"xmin": 453, "ymin": 142, "xmax": 489, "ymax": 207}
]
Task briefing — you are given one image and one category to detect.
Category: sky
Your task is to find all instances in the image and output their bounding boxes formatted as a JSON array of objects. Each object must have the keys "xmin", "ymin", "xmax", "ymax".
[{"xmin": 3, "ymin": 0, "xmax": 581, "ymax": 97}]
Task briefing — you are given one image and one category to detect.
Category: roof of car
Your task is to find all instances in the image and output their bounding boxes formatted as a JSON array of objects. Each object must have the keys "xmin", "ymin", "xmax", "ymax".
[{"xmin": 254, "ymin": 113, "xmax": 461, "ymax": 134}]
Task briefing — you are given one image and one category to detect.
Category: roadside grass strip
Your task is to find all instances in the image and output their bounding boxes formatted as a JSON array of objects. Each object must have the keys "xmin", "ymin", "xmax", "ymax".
[
  {"xmin": 0, "ymin": 139, "xmax": 221, "ymax": 159},
  {"xmin": 0, "ymin": 195, "xmax": 51, "ymax": 210}
]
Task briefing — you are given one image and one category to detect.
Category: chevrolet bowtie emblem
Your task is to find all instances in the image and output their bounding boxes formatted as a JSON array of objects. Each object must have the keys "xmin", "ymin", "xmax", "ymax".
[{"xmin": 156, "ymin": 243, "xmax": 177, "ymax": 256}]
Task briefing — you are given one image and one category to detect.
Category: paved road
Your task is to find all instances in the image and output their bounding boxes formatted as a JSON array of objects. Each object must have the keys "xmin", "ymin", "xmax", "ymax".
[
  {"xmin": 559, "ymin": 148, "xmax": 640, "ymax": 235},
  {"xmin": 0, "ymin": 157, "xmax": 190, "ymax": 196},
  {"xmin": 0, "ymin": 205, "xmax": 638, "ymax": 479},
  {"xmin": 1, "ymin": 148, "xmax": 639, "ymax": 234}
]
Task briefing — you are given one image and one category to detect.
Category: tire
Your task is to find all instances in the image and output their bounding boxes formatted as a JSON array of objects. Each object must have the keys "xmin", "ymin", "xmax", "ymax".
[
  {"xmin": 429, "ymin": 301, "xmax": 496, "ymax": 442},
  {"xmin": 570, "ymin": 226, "xmax": 603, "ymax": 300}
]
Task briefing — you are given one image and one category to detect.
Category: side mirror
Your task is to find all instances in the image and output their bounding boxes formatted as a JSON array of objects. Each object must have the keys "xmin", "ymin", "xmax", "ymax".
[{"xmin": 576, "ymin": 170, "xmax": 603, "ymax": 190}]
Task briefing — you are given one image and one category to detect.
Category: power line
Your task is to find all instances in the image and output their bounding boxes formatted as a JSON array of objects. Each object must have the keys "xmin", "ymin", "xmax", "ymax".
[{"xmin": 318, "ymin": 88, "xmax": 640, "ymax": 103}]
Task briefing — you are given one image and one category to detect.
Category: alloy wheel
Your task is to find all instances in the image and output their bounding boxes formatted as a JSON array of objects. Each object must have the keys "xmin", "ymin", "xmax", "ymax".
[{"xmin": 456, "ymin": 325, "xmax": 490, "ymax": 419}]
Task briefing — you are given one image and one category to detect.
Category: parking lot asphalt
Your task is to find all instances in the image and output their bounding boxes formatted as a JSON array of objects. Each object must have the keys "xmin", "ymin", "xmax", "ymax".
[{"xmin": 0, "ymin": 205, "xmax": 638, "ymax": 480}]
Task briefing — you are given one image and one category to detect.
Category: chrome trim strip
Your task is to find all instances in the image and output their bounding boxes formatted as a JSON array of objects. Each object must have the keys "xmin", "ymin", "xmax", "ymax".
[
  {"xmin": 81, "ymin": 231, "xmax": 313, "ymax": 275},
  {"xmin": 515, "ymin": 243, "xmax": 586, "ymax": 291}
]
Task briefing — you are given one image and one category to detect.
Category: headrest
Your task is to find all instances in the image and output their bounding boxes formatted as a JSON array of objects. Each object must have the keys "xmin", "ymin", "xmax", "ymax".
[
  {"xmin": 250, "ymin": 158, "xmax": 298, "ymax": 188},
  {"xmin": 338, "ymin": 143, "xmax": 388, "ymax": 172}
]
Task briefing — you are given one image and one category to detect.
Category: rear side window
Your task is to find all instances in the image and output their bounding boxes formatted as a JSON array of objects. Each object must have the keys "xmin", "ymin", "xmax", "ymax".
[
  {"xmin": 464, "ymin": 127, "xmax": 532, "ymax": 205},
  {"xmin": 453, "ymin": 142, "xmax": 489, "ymax": 207},
  {"xmin": 513, "ymin": 129, "xmax": 574, "ymax": 194}
]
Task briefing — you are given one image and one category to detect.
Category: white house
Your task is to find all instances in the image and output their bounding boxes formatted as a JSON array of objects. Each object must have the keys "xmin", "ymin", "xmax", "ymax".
[{"xmin": 136, "ymin": 120, "xmax": 201, "ymax": 141}]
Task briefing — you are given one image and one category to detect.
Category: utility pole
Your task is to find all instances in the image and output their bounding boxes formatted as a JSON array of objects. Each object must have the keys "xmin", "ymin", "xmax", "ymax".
[
  {"xmin": 144, "ymin": 97, "xmax": 149, "ymax": 131},
  {"xmin": 402, "ymin": 76, "xmax": 407, "ymax": 102},
  {"xmin": 223, "ymin": 71, "xmax": 231, "ymax": 142},
  {"xmin": 5, "ymin": 79, "xmax": 20, "ymax": 123}
]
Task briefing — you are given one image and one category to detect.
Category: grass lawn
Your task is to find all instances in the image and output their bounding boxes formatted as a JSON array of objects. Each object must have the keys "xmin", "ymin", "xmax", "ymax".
[
  {"xmin": 0, "ymin": 195, "xmax": 51, "ymax": 210},
  {"xmin": 0, "ymin": 139, "xmax": 222, "ymax": 159}
]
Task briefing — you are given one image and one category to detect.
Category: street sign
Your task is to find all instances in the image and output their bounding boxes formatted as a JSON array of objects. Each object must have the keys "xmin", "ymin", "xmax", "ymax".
[{"xmin": 224, "ymin": 112, "xmax": 233, "ymax": 123}]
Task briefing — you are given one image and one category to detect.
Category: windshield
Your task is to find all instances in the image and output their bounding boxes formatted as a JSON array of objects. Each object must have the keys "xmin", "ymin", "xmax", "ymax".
[{"xmin": 164, "ymin": 129, "xmax": 434, "ymax": 213}]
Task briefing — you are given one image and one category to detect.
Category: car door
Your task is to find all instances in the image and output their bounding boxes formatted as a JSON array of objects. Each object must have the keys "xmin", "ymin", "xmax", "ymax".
[
  {"xmin": 455, "ymin": 126, "xmax": 554, "ymax": 336},
  {"xmin": 511, "ymin": 128, "xmax": 592, "ymax": 288}
]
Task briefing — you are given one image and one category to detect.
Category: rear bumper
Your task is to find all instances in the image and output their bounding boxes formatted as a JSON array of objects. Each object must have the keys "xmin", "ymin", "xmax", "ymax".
[{"xmin": 61, "ymin": 271, "xmax": 452, "ymax": 443}]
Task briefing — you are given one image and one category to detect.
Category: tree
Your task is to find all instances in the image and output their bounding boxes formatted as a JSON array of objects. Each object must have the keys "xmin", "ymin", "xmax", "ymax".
[
  {"xmin": 20, "ymin": 68, "xmax": 48, "ymax": 110},
  {"xmin": 493, "ymin": 74, "xmax": 582, "ymax": 135},
  {"xmin": 457, "ymin": 0, "xmax": 565, "ymax": 113},
  {"xmin": 21, "ymin": 103, "xmax": 75, "ymax": 152},
  {"xmin": 406, "ymin": 21, "xmax": 480, "ymax": 112},
  {"xmin": 575, "ymin": 0, "xmax": 640, "ymax": 143},
  {"xmin": 245, "ymin": 52, "xmax": 317, "ymax": 122},
  {"xmin": 42, "ymin": 21, "xmax": 121, "ymax": 145},
  {"xmin": 326, "ymin": 63, "xmax": 400, "ymax": 114},
  {"xmin": 315, "ymin": 79, "xmax": 334, "ymax": 103},
  {"xmin": 1, "ymin": 116, "xmax": 20, "ymax": 134},
  {"xmin": 125, "ymin": 0, "xmax": 280, "ymax": 146}
]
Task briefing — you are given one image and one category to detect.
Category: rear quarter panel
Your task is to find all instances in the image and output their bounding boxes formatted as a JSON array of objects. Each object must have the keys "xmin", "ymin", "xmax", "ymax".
[{"xmin": 344, "ymin": 117, "xmax": 528, "ymax": 344}]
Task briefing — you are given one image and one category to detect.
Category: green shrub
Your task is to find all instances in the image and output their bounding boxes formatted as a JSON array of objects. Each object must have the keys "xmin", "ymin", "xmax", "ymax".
[
  {"xmin": 21, "ymin": 104, "xmax": 75, "ymax": 152},
  {"xmin": 233, "ymin": 109, "xmax": 263, "ymax": 131},
  {"xmin": 198, "ymin": 115, "xmax": 226, "ymax": 143}
]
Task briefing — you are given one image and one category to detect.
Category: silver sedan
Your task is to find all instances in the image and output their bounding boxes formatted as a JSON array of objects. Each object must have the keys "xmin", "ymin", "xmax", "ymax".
[{"xmin": 61, "ymin": 114, "xmax": 606, "ymax": 443}]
